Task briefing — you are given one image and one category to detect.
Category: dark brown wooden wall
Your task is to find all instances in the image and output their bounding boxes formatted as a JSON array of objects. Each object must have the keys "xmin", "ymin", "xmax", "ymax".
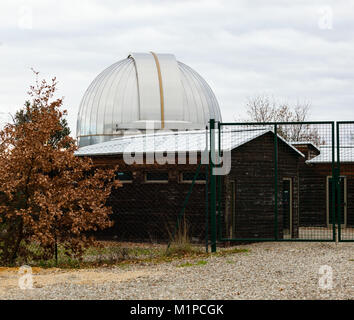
[
  {"xmin": 90, "ymin": 156, "xmax": 207, "ymax": 242},
  {"xmin": 299, "ymin": 163, "xmax": 354, "ymax": 227},
  {"xmin": 222, "ymin": 132, "xmax": 301, "ymax": 239},
  {"xmin": 85, "ymin": 132, "xmax": 304, "ymax": 242}
]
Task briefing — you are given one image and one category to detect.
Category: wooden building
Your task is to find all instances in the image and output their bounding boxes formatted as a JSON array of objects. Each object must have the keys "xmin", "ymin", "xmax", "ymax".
[
  {"xmin": 76, "ymin": 129, "xmax": 305, "ymax": 241},
  {"xmin": 74, "ymin": 51, "xmax": 353, "ymax": 242},
  {"xmin": 222, "ymin": 131, "xmax": 304, "ymax": 240},
  {"xmin": 296, "ymin": 145, "xmax": 354, "ymax": 228}
]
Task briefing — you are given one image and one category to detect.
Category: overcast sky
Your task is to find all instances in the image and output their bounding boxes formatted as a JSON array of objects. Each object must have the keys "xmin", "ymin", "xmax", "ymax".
[{"xmin": 0, "ymin": 0, "xmax": 353, "ymax": 137}]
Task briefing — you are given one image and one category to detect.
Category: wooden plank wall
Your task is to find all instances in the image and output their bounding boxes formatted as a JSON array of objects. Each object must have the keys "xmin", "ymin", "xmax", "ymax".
[
  {"xmin": 299, "ymin": 163, "xmax": 354, "ymax": 227},
  {"xmin": 90, "ymin": 155, "xmax": 208, "ymax": 242},
  {"xmin": 222, "ymin": 132, "xmax": 301, "ymax": 239}
]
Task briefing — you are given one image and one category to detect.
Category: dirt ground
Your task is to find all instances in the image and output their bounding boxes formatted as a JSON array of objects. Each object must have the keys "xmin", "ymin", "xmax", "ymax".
[
  {"xmin": 0, "ymin": 267, "xmax": 159, "ymax": 294},
  {"xmin": 0, "ymin": 242, "xmax": 353, "ymax": 300}
]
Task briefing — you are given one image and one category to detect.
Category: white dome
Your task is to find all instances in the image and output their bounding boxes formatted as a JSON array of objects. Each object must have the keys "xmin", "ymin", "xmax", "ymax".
[{"xmin": 77, "ymin": 52, "xmax": 221, "ymax": 147}]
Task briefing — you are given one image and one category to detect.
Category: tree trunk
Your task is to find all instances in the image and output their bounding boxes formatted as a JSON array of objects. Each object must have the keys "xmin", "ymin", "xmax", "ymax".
[{"xmin": 8, "ymin": 221, "xmax": 23, "ymax": 265}]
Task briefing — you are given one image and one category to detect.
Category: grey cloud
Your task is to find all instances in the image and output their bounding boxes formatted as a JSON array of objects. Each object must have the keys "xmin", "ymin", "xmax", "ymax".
[{"xmin": 0, "ymin": 0, "xmax": 353, "ymax": 137}]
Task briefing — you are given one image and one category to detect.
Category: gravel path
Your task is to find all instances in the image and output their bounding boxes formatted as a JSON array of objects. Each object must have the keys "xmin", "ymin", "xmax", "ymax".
[{"xmin": 1, "ymin": 242, "xmax": 353, "ymax": 300}]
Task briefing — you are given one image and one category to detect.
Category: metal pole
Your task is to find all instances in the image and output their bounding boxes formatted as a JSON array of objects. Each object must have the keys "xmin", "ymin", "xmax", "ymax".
[
  {"xmin": 336, "ymin": 122, "xmax": 341, "ymax": 242},
  {"xmin": 331, "ymin": 123, "xmax": 336, "ymax": 242},
  {"xmin": 210, "ymin": 119, "xmax": 217, "ymax": 252},
  {"xmin": 274, "ymin": 124, "xmax": 278, "ymax": 240},
  {"xmin": 205, "ymin": 126, "xmax": 209, "ymax": 253},
  {"xmin": 217, "ymin": 121, "xmax": 222, "ymax": 241}
]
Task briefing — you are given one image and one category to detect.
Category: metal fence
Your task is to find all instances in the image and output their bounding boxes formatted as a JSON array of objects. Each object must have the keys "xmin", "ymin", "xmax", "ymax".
[
  {"xmin": 337, "ymin": 122, "xmax": 354, "ymax": 242},
  {"xmin": 208, "ymin": 121, "xmax": 354, "ymax": 248},
  {"xmin": 96, "ymin": 162, "xmax": 210, "ymax": 245},
  {"xmin": 94, "ymin": 120, "xmax": 354, "ymax": 250}
]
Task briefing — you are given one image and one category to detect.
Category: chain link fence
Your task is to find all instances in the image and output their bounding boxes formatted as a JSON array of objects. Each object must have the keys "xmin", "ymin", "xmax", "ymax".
[
  {"xmin": 337, "ymin": 122, "xmax": 354, "ymax": 241},
  {"xmin": 96, "ymin": 163, "xmax": 210, "ymax": 245},
  {"xmin": 215, "ymin": 121, "xmax": 351, "ymax": 242},
  {"xmin": 93, "ymin": 121, "xmax": 354, "ymax": 246}
]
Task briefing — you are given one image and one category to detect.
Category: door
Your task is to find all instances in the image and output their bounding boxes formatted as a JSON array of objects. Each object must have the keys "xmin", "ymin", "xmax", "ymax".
[
  {"xmin": 230, "ymin": 181, "xmax": 236, "ymax": 238},
  {"xmin": 327, "ymin": 176, "xmax": 347, "ymax": 226},
  {"xmin": 282, "ymin": 178, "xmax": 293, "ymax": 239}
]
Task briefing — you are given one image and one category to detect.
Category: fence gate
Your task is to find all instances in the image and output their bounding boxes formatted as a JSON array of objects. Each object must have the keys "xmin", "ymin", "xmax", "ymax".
[
  {"xmin": 337, "ymin": 121, "xmax": 354, "ymax": 242},
  {"xmin": 208, "ymin": 120, "xmax": 354, "ymax": 249}
]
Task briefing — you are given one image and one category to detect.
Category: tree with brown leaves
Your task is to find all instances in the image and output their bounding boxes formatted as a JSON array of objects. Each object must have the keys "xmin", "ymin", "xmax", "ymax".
[{"xmin": 0, "ymin": 72, "xmax": 120, "ymax": 265}]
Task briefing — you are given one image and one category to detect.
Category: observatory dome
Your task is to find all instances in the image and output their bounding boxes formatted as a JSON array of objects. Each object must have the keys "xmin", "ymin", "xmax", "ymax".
[{"xmin": 77, "ymin": 52, "xmax": 222, "ymax": 147}]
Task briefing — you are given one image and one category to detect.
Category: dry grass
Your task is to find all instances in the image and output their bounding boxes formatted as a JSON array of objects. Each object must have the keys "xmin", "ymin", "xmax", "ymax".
[
  {"xmin": 0, "ymin": 215, "xmax": 250, "ymax": 270},
  {"xmin": 6, "ymin": 240, "xmax": 249, "ymax": 269},
  {"xmin": 165, "ymin": 216, "xmax": 202, "ymax": 257}
]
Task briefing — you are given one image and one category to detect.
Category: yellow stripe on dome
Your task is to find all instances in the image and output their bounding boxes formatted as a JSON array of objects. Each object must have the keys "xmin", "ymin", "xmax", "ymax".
[{"xmin": 151, "ymin": 52, "xmax": 165, "ymax": 129}]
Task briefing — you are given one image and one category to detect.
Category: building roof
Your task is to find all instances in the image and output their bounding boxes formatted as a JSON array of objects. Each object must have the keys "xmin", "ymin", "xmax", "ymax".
[
  {"xmin": 289, "ymin": 141, "xmax": 320, "ymax": 153},
  {"xmin": 76, "ymin": 52, "xmax": 221, "ymax": 147},
  {"xmin": 307, "ymin": 146, "xmax": 354, "ymax": 163},
  {"xmin": 75, "ymin": 128, "xmax": 305, "ymax": 157}
]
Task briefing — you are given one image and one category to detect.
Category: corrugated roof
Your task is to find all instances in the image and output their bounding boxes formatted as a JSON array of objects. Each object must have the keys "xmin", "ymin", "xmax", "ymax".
[
  {"xmin": 75, "ymin": 128, "xmax": 305, "ymax": 158},
  {"xmin": 307, "ymin": 146, "xmax": 354, "ymax": 163}
]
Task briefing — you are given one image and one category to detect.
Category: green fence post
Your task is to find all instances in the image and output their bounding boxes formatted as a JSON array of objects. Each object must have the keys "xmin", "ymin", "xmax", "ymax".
[
  {"xmin": 205, "ymin": 126, "xmax": 209, "ymax": 253},
  {"xmin": 336, "ymin": 122, "xmax": 341, "ymax": 241},
  {"xmin": 210, "ymin": 119, "xmax": 217, "ymax": 252},
  {"xmin": 217, "ymin": 121, "xmax": 222, "ymax": 242},
  {"xmin": 274, "ymin": 124, "xmax": 279, "ymax": 240},
  {"xmin": 331, "ymin": 123, "xmax": 336, "ymax": 242}
]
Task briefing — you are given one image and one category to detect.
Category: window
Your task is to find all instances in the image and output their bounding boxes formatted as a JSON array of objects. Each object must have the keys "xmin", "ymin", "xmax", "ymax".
[
  {"xmin": 116, "ymin": 171, "xmax": 133, "ymax": 182},
  {"xmin": 145, "ymin": 172, "xmax": 169, "ymax": 183},
  {"xmin": 180, "ymin": 172, "xmax": 206, "ymax": 183}
]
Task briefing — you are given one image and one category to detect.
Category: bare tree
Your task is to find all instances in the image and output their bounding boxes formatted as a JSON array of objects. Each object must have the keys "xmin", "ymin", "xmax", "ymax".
[{"xmin": 241, "ymin": 94, "xmax": 324, "ymax": 146}]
